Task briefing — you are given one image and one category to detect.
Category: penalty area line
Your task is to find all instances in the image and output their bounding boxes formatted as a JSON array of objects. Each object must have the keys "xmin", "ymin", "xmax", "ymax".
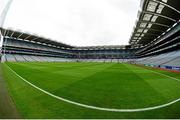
[{"xmin": 4, "ymin": 63, "xmax": 180, "ymax": 112}]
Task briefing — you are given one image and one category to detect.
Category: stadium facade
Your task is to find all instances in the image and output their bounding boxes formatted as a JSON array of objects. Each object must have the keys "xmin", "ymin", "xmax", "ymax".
[{"xmin": 0, "ymin": 0, "xmax": 179, "ymax": 70}]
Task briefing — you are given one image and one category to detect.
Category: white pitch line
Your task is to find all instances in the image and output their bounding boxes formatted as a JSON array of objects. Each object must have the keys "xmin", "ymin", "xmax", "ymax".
[
  {"xmin": 147, "ymin": 68, "xmax": 180, "ymax": 82},
  {"xmin": 4, "ymin": 63, "xmax": 180, "ymax": 112}
]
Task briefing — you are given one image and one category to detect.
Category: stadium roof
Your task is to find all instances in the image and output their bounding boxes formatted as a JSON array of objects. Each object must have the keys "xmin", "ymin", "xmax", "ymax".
[
  {"xmin": 0, "ymin": 27, "xmax": 133, "ymax": 50},
  {"xmin": 1, "ymin": 0, "xmax": 141, "ymax": 47},
  {"xmin": 1, "ymin": 0, "xmax": 179, "ymax": 49},
  {"xmin": 129, "ymin": 0, "xmax": 180, "ymax": 46},
  {"xmin": 0, "ymin": 27, "xmax": 74, "ymax": 49},
  {"xmin": 73, "ymin": 45, "xmax": 129, "ymax": 50}
]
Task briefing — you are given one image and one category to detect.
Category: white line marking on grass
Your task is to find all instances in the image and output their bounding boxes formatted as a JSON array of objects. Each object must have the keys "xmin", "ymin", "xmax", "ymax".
[
  {"xmin": 4, "ymin": 63, "xmax": 180, "ymax": 112},
  {"xmin": 144, "ymin": 68, "xmax": 180, "ymax": 82}
]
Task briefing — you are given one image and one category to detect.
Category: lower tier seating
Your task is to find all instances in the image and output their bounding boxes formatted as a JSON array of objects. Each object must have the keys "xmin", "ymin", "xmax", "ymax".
[
  {"xmin": 3, "ymin": 54, "xmax": 74, "ymax": 62},
  {"xmin": 135, "ymin": 50, "xmax": 180, "ymax": 67},
  {"xmin": 2, "ymin": 54, "xmax": 133, "ymax": 63}
]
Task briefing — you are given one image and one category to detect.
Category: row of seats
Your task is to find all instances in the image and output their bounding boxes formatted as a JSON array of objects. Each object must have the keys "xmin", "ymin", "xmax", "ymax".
[
  {"xmin": 2, "ymin": 50, "xmax": 179, "ymax": 68},
  {"xmin": 3, "ymin": 54, "xmax": 134, "ymax": 63},
  {"xmin": 3, "ymin": 54, "xmax": 74, "ymax": 62},
  {"xmin": 4, "ymin": 39, "xmax": 71, "ymax": 54},
  {"xmin": 78, "ymin": 59, "xmax": 133, "ymax": 63},
  {"xmin": 135, "ymin": 50, "xmax": 180, "ymax": 67}
]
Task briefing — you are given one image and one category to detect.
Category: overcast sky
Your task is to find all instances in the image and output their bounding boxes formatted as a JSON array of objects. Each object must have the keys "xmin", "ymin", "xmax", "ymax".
[{"xmin": 1, "ymin": 0, "xmax": 140, "ymax": 46}]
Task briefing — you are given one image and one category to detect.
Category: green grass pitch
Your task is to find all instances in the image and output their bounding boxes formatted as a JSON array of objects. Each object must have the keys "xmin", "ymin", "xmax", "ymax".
[{"xmin": 2, "ymin": 62, "xmax": 180, "ymax": 118}]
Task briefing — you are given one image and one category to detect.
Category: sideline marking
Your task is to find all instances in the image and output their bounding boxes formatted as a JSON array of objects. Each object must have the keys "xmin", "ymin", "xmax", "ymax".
[
  {"xmin": 148, "ymin": 69, "xmax": 180, "ymax": 82},
  {"xmin": 135, "ymin": 64, "xmax": 180, "ymax": 82},
  {"xmin": 4, "ymin": 63, "xmax": 180, "ymax": 112}
]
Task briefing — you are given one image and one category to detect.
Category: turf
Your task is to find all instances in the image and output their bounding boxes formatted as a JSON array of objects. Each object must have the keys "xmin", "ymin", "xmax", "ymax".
[
  {"xmin": 0, "ymin": 64, "xmax": 20, "ymax": 118},
  {"xmin": 2, "ymin": 62, "xmax": 180, "ymax": 118}
]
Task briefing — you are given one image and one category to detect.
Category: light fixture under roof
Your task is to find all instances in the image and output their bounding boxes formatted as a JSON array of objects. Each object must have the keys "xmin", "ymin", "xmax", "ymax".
[
  {"xmin": 156, "ymin": 4, "xmax": 165, "ymax": 13},
  {"xmin": 147, "ymin": 1, "xmax": 158, "ymax": 12},
  {"xmin": 161, "ymin": 0, "xmax": 168, "ymax": 3},
  {"xmin": 143, "ymin": 14, "xmax": 152, "ymax": 21},
  {"xmin": 137, "ymin": 29, "xmax": 143, "ymax": 32},
  {"xmin": 140, "ymin": 23, "xmax": 147, "ymax": 27},
  {"xmin": 135, "ymin": 34, "xmax": 140, "ymax": 36},
  {"xmin": 151, "ymin": 15, "xmax": 158, "ymax": 22},
  {"xmin": 147, "ymin": 23, "xmax": 152, "ymax": 28},
  {"xmin": 143, "ymin": 29, "xmax": 148, "ymax": 33}
]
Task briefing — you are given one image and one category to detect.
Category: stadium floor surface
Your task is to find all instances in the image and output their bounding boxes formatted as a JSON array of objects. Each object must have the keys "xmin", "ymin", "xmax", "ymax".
[{"xmin": 1, "ymin": 62, "xmax": 180, "ymax": 118}]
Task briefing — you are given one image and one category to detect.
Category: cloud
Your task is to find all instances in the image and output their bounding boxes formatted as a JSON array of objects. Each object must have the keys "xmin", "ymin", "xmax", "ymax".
[{"xmin": 3, "ymin": 0, "xmax": 140, "ymax": 46}]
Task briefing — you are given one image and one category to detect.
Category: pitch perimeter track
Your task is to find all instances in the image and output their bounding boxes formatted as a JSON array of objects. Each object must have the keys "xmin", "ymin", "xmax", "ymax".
[
  {"xmin": 4, "ymin": 63, "xmax": 180, "ymax": 112},
  {"xmin": 0, "ymin": 64, "xmax": 20, "ymax": 118}
]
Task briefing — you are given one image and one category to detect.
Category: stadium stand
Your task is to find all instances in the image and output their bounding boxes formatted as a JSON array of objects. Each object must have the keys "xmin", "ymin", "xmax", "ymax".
[
  {"xmin": 129, "ymin": 0, "xmax": 180, "ymax": 70},
  {"xmin": 0, "ymin": 0, "xmax": 179, "ymax": 71},
  {"xmin": 135, "ymin": 50, "xmax": 180, "ymax": 66},
  {"xmin": 0, "ymin": 32, "xmax": 138, "ymax": 62},
  {"xmin": 4, "ymin": 54, "xmax": 74, "ymax": 62}
]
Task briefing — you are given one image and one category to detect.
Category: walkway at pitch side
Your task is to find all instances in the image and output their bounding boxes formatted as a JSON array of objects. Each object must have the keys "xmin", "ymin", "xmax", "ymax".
[{"xmin": 0, "ymin": 64, "xmax": 20, "ymax": 118}]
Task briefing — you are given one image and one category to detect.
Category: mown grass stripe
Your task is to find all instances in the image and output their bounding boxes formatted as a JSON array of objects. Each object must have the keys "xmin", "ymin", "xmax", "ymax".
[{"xmin": 4, "ymin": 63, "xmax": 180, "ymax": 112}]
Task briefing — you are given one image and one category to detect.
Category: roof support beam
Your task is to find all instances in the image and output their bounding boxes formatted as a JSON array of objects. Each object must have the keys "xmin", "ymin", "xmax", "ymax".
[
  {"xmin": 134, "ymin": 32, "xmax": 159, "ymax": 37},
  {"xmin": 10, "ymin": 30, "xmax": 15, "ymax": 38},
  {"xmin": 135, "ymin": 27, "xmax": 164, "ymax": 32},
  {"xmin": 31, "ymin": 37, "xmax": 39, "ymax": 41},
  {"xmin": 17, "ymin": 32, "xmax": 24, "ymax": 39},
  {"xmin": 3, "ymin": 29, "xmax": 7, "ymax": 36},
  {"xmin": 5, "ymin": 30, "xmax": 9, "ymax": 37},
  {"xmin": 151, "ymin": 0, "xmax": 180, "ymax": 14},
  {"xmin": 24, "ymin": 35, "xmax": 32, "ymax": 40},
  {"xmin": 138, "ymin": 20, "xmax": 170, "ymax": 27},
  {"xmin": 142, "ymin": 11, "xmax": 177, "ymax": 22}
]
